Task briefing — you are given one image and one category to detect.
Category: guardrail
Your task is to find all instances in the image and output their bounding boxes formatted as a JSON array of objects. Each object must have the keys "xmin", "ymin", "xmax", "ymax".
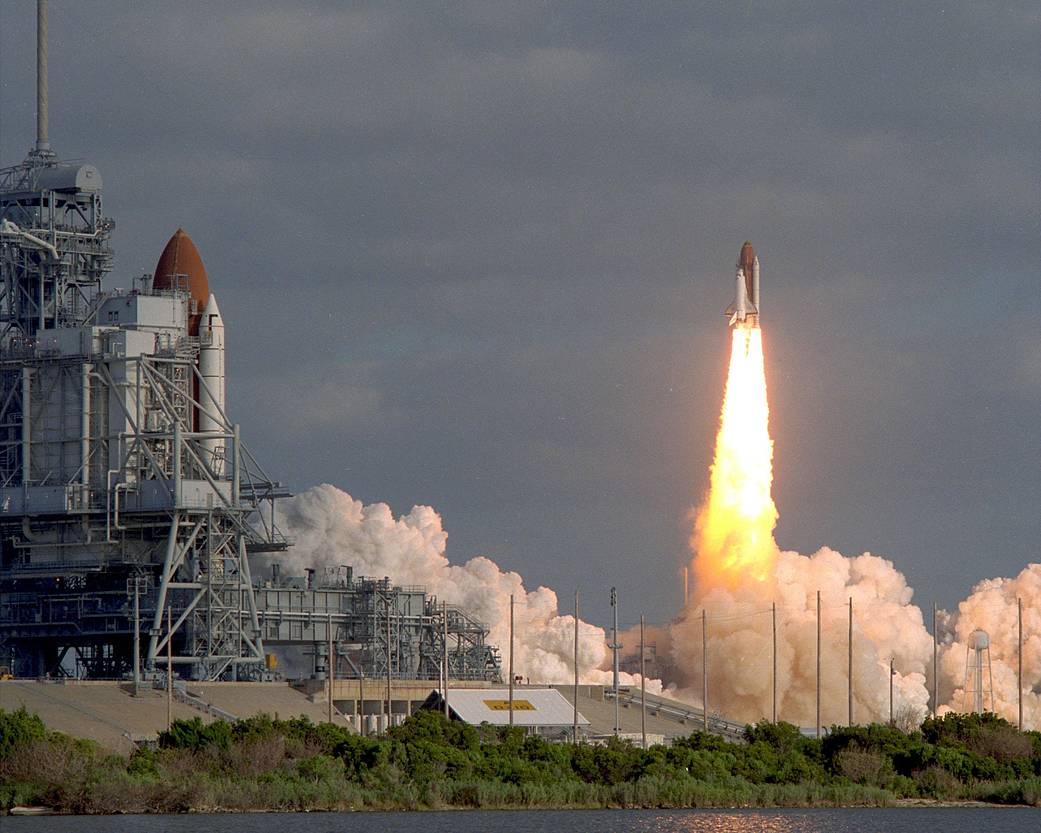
[
  {"xmin": 153, "ymin": 679, "xmax": 238, "ymax": 723},
  {"xmin": 611, "ymin": 687, "xmax": 748, "ymax": 741}
]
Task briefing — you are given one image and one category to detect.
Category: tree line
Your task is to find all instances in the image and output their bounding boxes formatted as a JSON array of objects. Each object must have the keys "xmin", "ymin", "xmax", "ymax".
[{"xmin": 1, "ymin": 707, "xmax": 1040, "ymax": 812}]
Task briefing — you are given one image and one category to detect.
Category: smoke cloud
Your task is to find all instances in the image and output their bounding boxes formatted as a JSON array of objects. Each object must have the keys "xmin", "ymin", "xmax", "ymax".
[
  {"xmin": 670, "ymin": 547, "xmax": 934, "ymax": 726},
  {"xmin": 667, "ymin": 323, "xmax": 1040, "ymax": 727},
  {"xmin": 256, "ymin": 484, "xmax": 659, "ymax": 691},
  {"xmin": 940, "ymin": 564, "xmax": 1041, "ymax": 722},
  {"xmin": 255, "ymin": 484, "xmax": 1039, "ymax": 728}
]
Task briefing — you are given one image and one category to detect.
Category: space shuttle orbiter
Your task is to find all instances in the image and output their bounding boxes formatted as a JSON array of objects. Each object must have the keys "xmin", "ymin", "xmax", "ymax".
[{"xmin": 725, "ymin": 240, "xmax": 760, "ymax": 327}]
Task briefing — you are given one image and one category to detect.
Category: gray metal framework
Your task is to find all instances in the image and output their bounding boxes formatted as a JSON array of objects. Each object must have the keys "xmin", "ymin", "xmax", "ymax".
[
  {"xmin": 0, "ymin": 1, "xmax": 503, "ymax": 686},
  {"xmin": 255, "ymin": 568, "xmax": 501, "ymax": 682},
  {"xmin": 0, "ymin": 145, "xmax": 289, "ymax": 681}
]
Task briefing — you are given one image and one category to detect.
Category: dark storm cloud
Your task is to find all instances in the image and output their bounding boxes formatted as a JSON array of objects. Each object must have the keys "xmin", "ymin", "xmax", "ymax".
[{"xmin": 1, "ymin": 1, "xmax": 1038, "ymax": 625}]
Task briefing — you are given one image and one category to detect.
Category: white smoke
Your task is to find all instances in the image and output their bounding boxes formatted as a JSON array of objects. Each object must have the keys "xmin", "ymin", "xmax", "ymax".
[
  {"xmin": 668, "ymin": 547, "xmax": 933, "ymax": 726},
  {"xmin": 257, "ymin": 485, "xmax": 1037, "ymax": 727},
  {"xmin": 257, "ymin": 484, "xmax": 659, "ymax": 691},
  {"xmin": 939, "ymin": 563, "xmax": 1041, "ymax": 723},
  {"xmin": 667, "ymin": 547, "xmax": 1041, "ymax": 728}
]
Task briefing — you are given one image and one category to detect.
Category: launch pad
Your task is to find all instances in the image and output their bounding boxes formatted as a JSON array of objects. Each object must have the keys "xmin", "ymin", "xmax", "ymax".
[{"xmin": 0, "ymin": 2, "xmax": 501, "ymax": 685}]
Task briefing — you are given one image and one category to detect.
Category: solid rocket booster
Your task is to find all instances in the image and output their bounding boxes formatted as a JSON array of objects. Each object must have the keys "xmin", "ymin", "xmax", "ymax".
[
  {"xmin": 725, "ymin": 240, "xmax": 760, "ymax": 327},
  {"xmin": 198, "ymin": 293, "xmax": 226, "ymax": 475}
]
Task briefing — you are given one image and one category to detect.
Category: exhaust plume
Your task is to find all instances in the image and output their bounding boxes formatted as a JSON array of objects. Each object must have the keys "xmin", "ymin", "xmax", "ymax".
[
  {"xmin": 675, "ymin": 318, "xmax": 1038, "ymax": 728},
  {"xmin": 692, "ymin": 325, "xmax": 778, "ymax": 587}
]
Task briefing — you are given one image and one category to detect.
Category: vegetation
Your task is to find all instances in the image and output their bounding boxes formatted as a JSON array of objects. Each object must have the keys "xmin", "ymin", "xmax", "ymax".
[{"xmin": 2, "ymin": 707, "xmax": 1040, "ymax": 813}]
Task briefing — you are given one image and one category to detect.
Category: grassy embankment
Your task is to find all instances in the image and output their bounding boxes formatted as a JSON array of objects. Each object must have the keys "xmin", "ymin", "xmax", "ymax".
[{"xmin": 2, "ymin": 707, "xmax": 1040, "ymax": 813}]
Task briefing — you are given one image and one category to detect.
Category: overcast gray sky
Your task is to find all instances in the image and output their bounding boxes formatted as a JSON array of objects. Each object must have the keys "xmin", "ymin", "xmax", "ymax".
[{"xmin": 1, "ymin": 1, "xmax": 1038, "ymax": 629}]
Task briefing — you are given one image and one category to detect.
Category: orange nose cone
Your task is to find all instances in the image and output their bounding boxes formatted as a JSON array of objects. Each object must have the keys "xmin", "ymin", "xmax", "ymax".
[
  {"xmin": 738, "ymin": 240, "xmax": 756, "ymax": 274},
  {"xmin": 153, "ymin": 228, "xmax": 211, "ymax": 335}
]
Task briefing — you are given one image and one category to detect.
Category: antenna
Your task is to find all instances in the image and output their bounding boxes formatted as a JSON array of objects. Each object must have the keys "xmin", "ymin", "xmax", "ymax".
[
  {"xmin": 36, "ymin": 0, "xmax": 51, "ymax": 154},
  {"xmin": 610, "ymin": 586, "xmax": 619, "ymax": 735}
]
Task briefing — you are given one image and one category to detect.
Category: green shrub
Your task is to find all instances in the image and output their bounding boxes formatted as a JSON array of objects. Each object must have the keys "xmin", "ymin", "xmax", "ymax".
[
  {"xmin": 913, "ymin": 765, "xmax": 963, "ymax": 799},
  {"xmin": 158, "ymin": 716, "xmax": 232, "ymax": 751},
  {"xmin": 8, "ymin": 706, "xmax": 1041, "ymax": 812},
  {"xmin": 0, "ymin": 707, "xmax": 47, "ymax": 759}
]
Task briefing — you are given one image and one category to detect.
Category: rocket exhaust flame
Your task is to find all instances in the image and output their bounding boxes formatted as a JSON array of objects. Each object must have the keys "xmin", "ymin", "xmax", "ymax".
[
  {"xmin": 693, "ymin": 324, "xmax": 778, "ymax": 588},
  {"xmin": 672, "ymin": 241, "xmax": 936, "ymax": 725}
]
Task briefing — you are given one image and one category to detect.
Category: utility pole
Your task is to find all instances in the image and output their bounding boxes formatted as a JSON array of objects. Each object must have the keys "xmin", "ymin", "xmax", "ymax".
[
  {"xmin": 640, "ymin": 614, "xmax": 646, "ymax": 750},
  {"xmin": 442, "ymin": 601, "xmax": 449, "ymax": 720},
  {"xmin": 573, "ymin": 590, "xmax": 579, "ymax": 745},
  {"xmin": 815, "ymin": 590, "xmax": 821, "ymax": 739},
  {"xmin": 848, "ymin": 597, "xmax": 853, "ymax": 727},
  {"xmin": 702, "ymin": 608, "xmax": 708, "ymax": 733},
  {"xmin": 359, "ymin": 672, "xmax": 365, "ymax": 736},
  {"xmin": 611, "ymin": 587, "xmax": 619, "ymax": 736},
  {"xmin": 166, "ymin": 606, "xmax": 173, "ymax": 732},
  {"xmin": 385, "ymin": 598, "xmax": 392, "ymax": 732},
  {"xmin": 931, "ymin": 603, "xmax": 938, "ymax": 717},
  {"xmin": 889, "ymin": 658, "xmax": 894, "ymax": 726},
  {"xmin": 1018, "ymin": 597, "xmax": 1023, "ymax": 731},
  {"xmin": 438, "ymin": 604, "xmax": 445, "ymax": 697},
  {"xmin": 327, "ymin": 612, "xmax": 335, "ymax": 725},
  {"xmin": 129, "ymin": 576, "xmax": 144, "ymax": 695},
  {"xmin": 683, "ymin": 568, "xmax": 689, "ymax": 608},
  {"xmin": 772, "ymin": 601, "xmax": 777, "ymax": 723},
  {"xmin": 509, "ymin": 594, "xmax": 515, "ymax": 727}
]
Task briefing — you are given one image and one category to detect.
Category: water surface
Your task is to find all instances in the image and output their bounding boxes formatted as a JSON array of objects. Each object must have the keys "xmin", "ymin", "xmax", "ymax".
[{"xmin": 5, "ymin": 808, "xmax": 1037, "ymax": 833}]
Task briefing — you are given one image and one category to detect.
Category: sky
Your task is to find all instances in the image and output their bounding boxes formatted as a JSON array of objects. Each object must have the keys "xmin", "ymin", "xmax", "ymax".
[{"xmin": 1, "ymin": 1, "xmax": 1038, "ymax": 630}]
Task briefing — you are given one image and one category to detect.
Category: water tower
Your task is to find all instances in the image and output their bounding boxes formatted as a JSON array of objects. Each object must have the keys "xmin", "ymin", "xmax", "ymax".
[{"xmin": 962, "ymin": 629, "xmax": 994, "ymax": 714}]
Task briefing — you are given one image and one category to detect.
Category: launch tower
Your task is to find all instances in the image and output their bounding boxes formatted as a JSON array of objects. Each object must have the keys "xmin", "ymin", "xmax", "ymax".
[
  {"xmin": 0, "ymin": 2, "xmax": 502, "ymax": 686},
  {"xmin": 0, "ymin": 1, "xmax": 287, "ymax": 680}
]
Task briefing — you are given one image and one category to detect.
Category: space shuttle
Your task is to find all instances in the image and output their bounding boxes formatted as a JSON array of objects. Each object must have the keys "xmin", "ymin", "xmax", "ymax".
[{"xmin": 725, "ymin": 240, "xmax": 760, "ymax": 327}]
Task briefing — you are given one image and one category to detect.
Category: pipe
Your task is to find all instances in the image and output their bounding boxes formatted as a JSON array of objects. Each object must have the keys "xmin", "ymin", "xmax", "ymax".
[
  {"xmin": 81, "ymin": 362, "xmax": 91, "ymax": 509},
  {"xmin": 0, "ymin": 221, "xmax": 59, "ymax": 261},
  {"xmin": 231, "ymin": 424, "xmax": 240, "ymax": 507},
  {"xmin": 113, "ymin": 482, "xmax": 133, "ymax": 531},
  {"xmin": 21, "ymin": 517, "xmax": 39, "ymax": 542},
  {"xmin": 173, "ymin": 423, "xmax": 182, "ymax": 507},
  {"xmin": 21, "ymin": 368, "xmax": 31, "ymax": 489},
  {"xmin": 105, "ymin": 468, "xmax": 122, "ymax": 543}
]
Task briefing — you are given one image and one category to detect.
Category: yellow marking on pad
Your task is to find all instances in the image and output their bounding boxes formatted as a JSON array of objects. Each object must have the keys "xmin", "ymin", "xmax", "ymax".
[{"xmin": 483, "ymin": 699, "xmax": 535, "ymax": 711}]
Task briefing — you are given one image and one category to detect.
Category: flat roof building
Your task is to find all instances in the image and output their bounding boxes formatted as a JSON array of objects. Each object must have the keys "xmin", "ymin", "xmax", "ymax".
[{"xmin": 422, "ymin": 688, "xmax": 589, "ymax": 737}]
